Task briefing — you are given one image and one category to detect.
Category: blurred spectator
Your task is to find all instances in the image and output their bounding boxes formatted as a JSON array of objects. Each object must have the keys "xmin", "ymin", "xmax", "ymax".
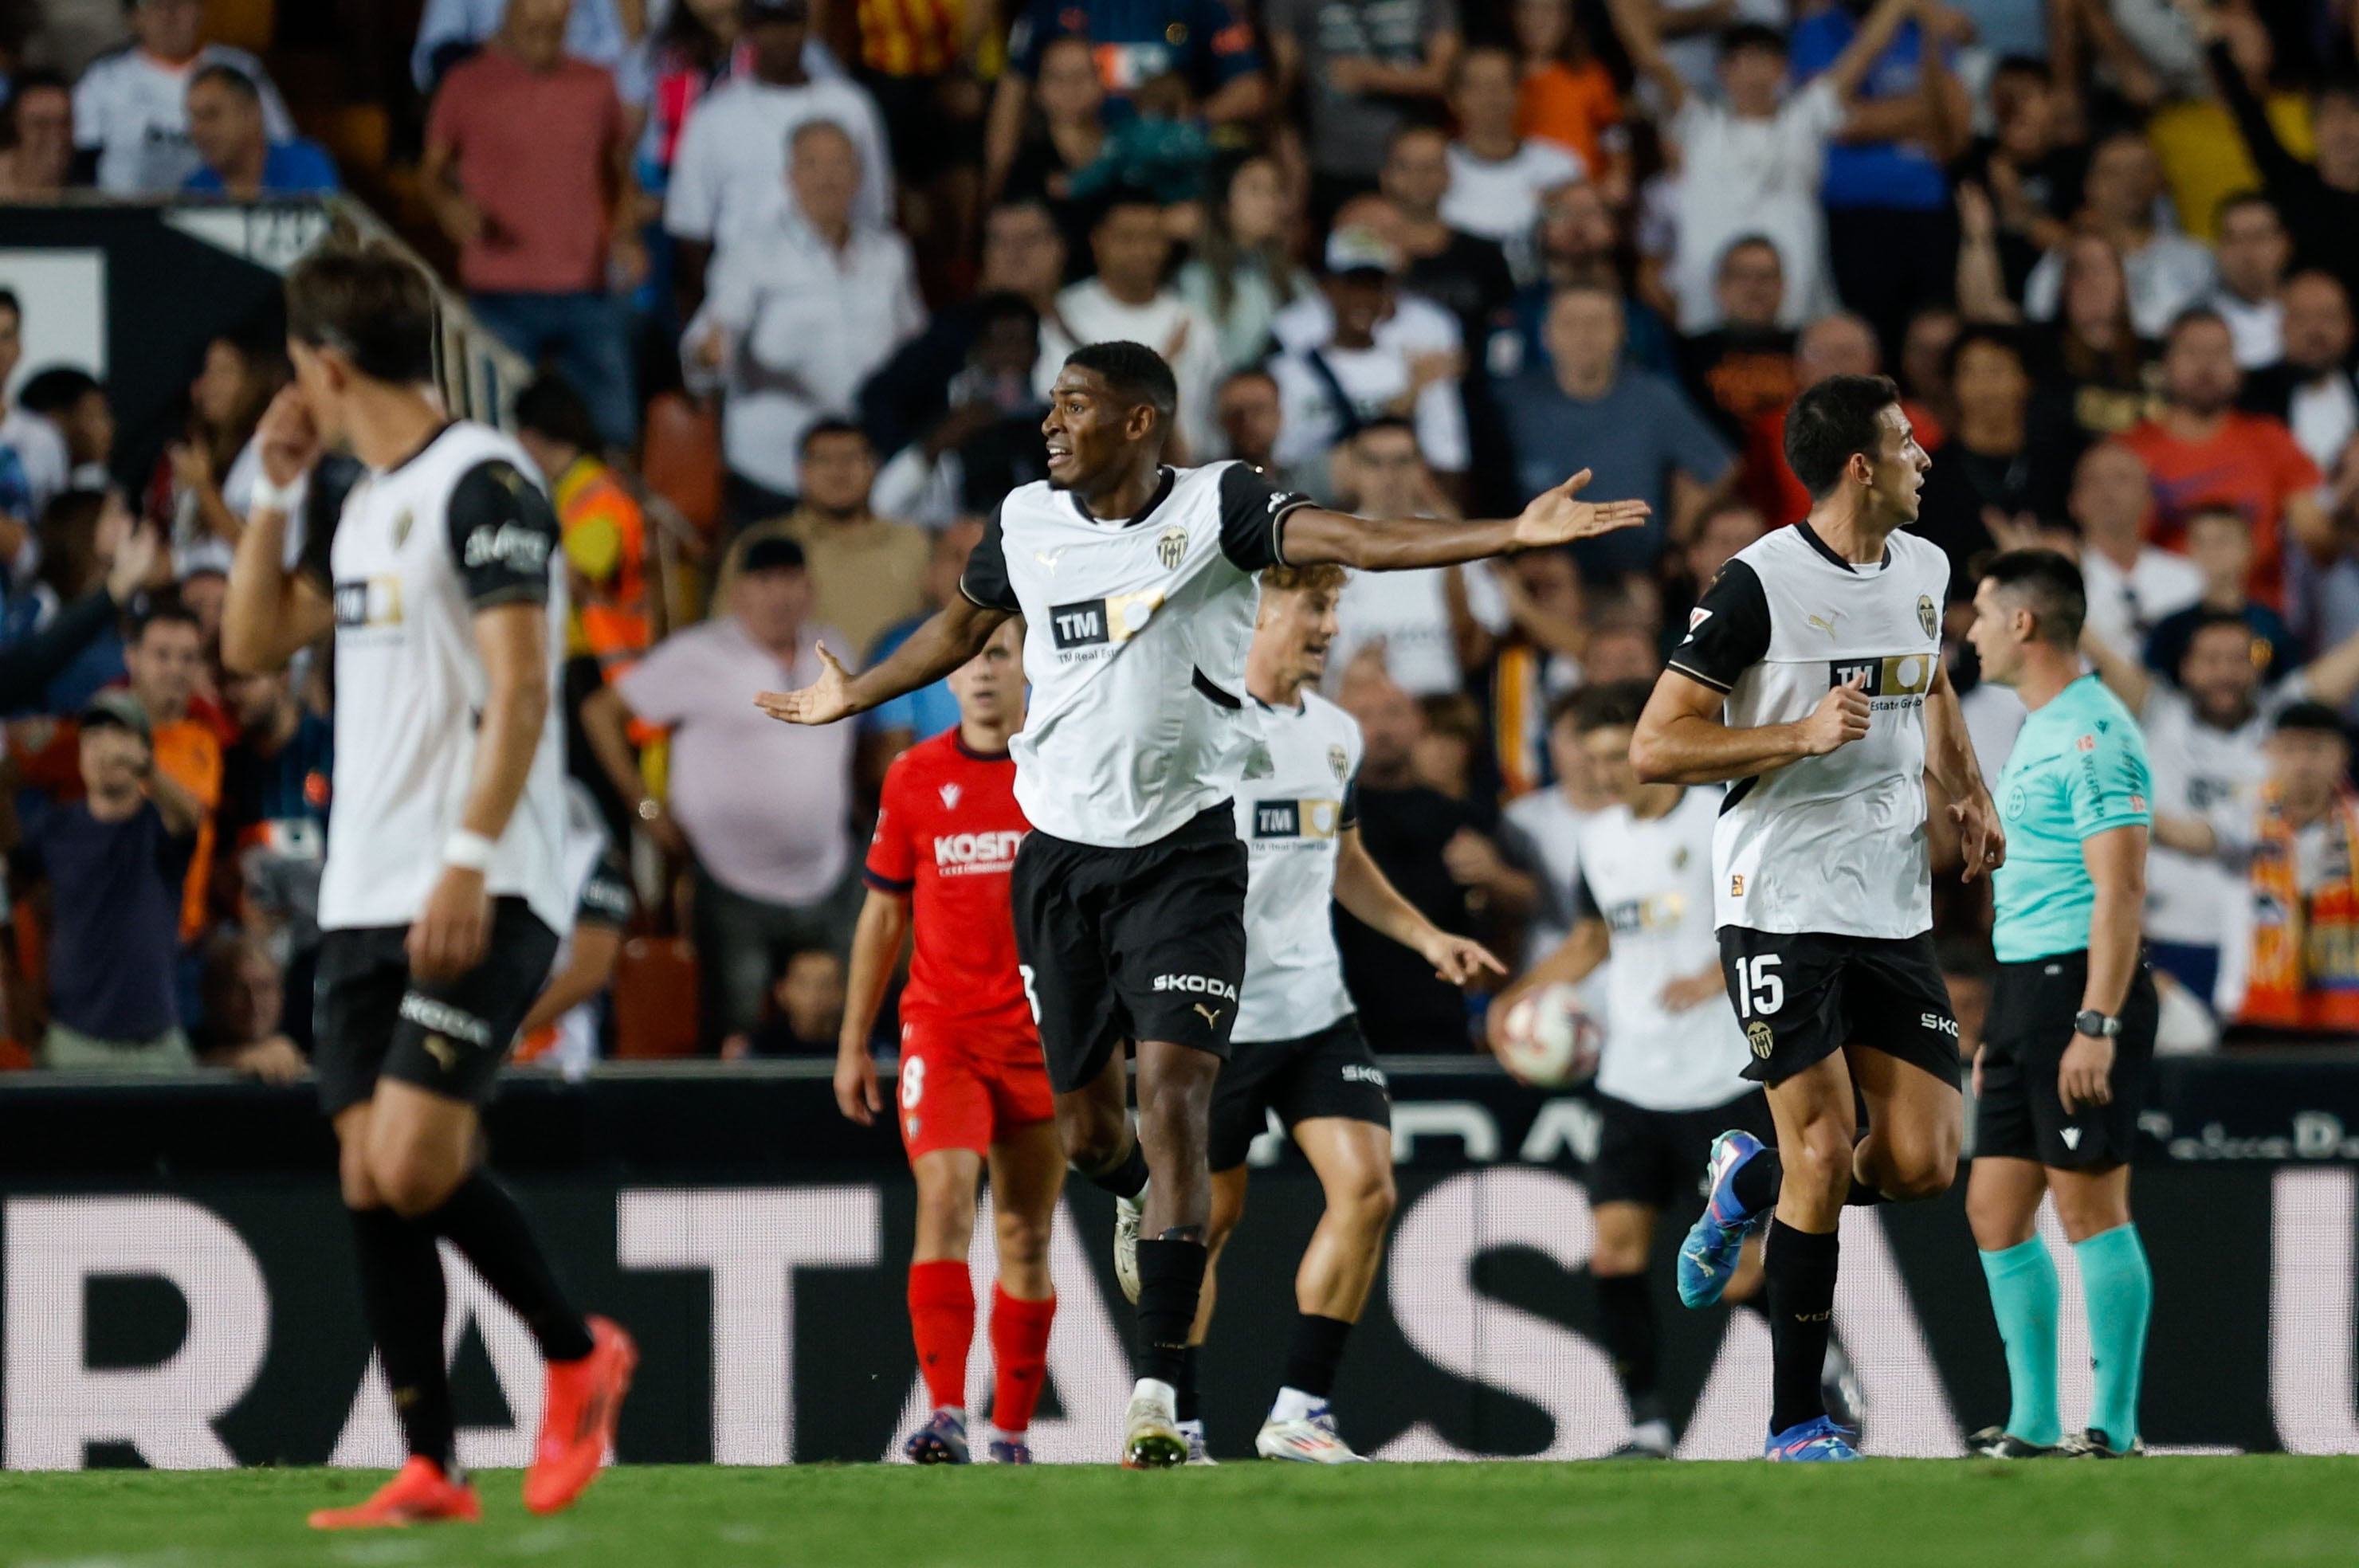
[
  {"xmin": 1270, "ymin": 0, "xmax": 1455, "ymax": 211},
  {"xmin": 723, "ymin": 945, "xmax": 848, "ymax": 1056},
  {"xmin": 2069, "ymin": 443, "xmax": 2201, "ymax": 662},
  {"xmin": 1997, "ymin": 229, "xmax": 2158, "ymax": 449},
  {"xmin": 1505, "ymin": 180, "xmax": 1678, "ymax": 381},
  {"xmin": 1415, "ymin": 689, "xmax": 1495, "ymax": 822},
  {"xmin": 215, "ymin": 663, "xmax": 330, "ymax": 1051},
  {"xmin": 2025, "ymin": 132, "xmax": 2215, "ymax": 339},
  {"xmin": 15, "ymin": 691, "xmax": 201, "ymax": 1069},
  {"xmin": 1055, "ymin": 189, "xmax": 1223, "ymax": 457},
  {"xmin": 871, "ymin": 292, "xmax": 1049, "ymax": 526},
  {"xmin": 2218, "ymin": 704, "xmax": 2359, "ymax": 1033},
  {"xmin": 2242, "ymin": 269, "xmax": 2358, "ymax": 477},
  {"xmin": 1371, "ymin": 126, "xmax": 1517, "ymax": 345},
  {"xmin": 626, "ymin": 0, "xmax": 757, "ymax": 227},
  {"xmin": 151, "ymin": 335, "xmax": 285, "ymax": 578},
  {"xmin": 616, "ymin": 535, "xmax": 858, "ymax": 1049},
  {"xmin": 2204, "ymin": 23, "xmax": 2359, "ymax": 316},
  {"xmin": 665, "ymin": 0, "xmax": 892, "ymax": 314},
  {"xmin": 742, "ymin": 421, "xmax": 931, "ymax": 658},
  {"xmin": 182, "ymin": 63, "xmax": 339, "ymax": 198},
  {"xmin": 72, "ymin": 0, "xmax": 292, "ymax": 194},
  {"xmin": 1498, "ymin": 686, "xmax": 1605, "ymax": 962},
  {"xmin": 1271, "ymin": 229, "xmax": 1468, "ymax": 493},
  {"xmin": 414, "ymin": 0, "xmax": 630, "ymax": 91},
  {"xmin": 179, "ymin": 565, "xmax": 225, "ymax": 660},
  {"xmin": 1442, "ymin": 45, "xmax": 1584, "ymax": 284},
  {"xmin": 860, "ymin": 520, "xmax": 978, "ymax": 762},
  {"xmin": 1910, "ymin": 324, "xmax": 2071, "ymax": 587},
  {"xmin": 1677, "ymin": 237, "xmax": 1799, "ymax": 445},
  {"xmin": 1791, "ymin": 0, "xmax": 1970, "ymax": 355},
  {"xmin": 0, "ymin": 290, "xmax": 69, "ymax": 579},
  {"xmin": 1176, "ymin": 155, "xmax": 1313, "ymax": 373},
  {"xmin": 0, "ymin": 69, "xmax": 74, "ymax": 199},
  {"xmin": 2140, "ymin": 507, "xmax": 2296, "ymax": 688},
  {"xmin": 1949, "ymin": 56, "xmax": 2080, "ymax": 304},
  {"xmin": 1503, "ymin": 281, "xmax": 1733, "ymax": 580},
  {"xmin": 1321, "ymin": 418, "xmax": 1504, "ymax": 695},
  {"xmin": 425, "ymin": 0, "xmax": 645, "ymax": 451},
  {"xmin": 194, "ymin": 931, "xmax": 305, "ymax": 1082},
  {"xmin": 1215, "ymin": 366, "xmax": 1317, "ymax": 492},
  {"xmin": 121, "ymin": 601, "xmax": 220, "ymax": 945},
  {"xmin": 1648, "ymin": 0, "xmax": 1788, "ymax": 99},
  {"xmin": 999, "ymin": 33, "xmax": 1106, "ymax": 243},
  {"xmin": 2117, "ymin": 308, "xmax": 2325, "ymax": 611},
  {"xmin": 515, "ymin": 783, "xmax": 631, "ymax": 1078},
  {"xmin": 685, "ymin": 118, "xmax": 924, "ymax": 520},
  {"xmin": 1898, "ymin": 304, "xmax": 1961, "ymax": 436},
  {"xmin": 1474, "ymin": 546, "xmax": 1591, "ymax": 798},
  {"xmin": 1507, "ymin": 0, "xmax": 1622, "ymax": 190},
  {"xmin": 2204, "ymin": 191, "xmax": 2288, "ymax": 370},
  {"xmin": 16, "ymin": 368, "xmax": 112, "ymax": 489},
  {"xmin": 513, "ymin": 374, "xmax": 652, "ymax": 687},
  {"xmin": 0, "ymin": 492, "xmax": 158, "ymax": 717}
]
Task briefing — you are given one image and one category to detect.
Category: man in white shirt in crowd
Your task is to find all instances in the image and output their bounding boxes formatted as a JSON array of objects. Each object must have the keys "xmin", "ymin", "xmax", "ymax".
[
  {"xmin": 2070, "ymin": 441, "xmax": 2202, "ymax": 662},
  {"xmin": 1050, "ymin": 190, "xmax": 1227, "ymax": 460},
  {"xmin": 73, "ymin": 0, "xmax": 292, "ymax": 194},
  {"xmin": 1441, "ymin": 45, "xmax": 1584, "ymax": 284},
  {"xmin": 2204, "ymin": 192, "xmax": 2290, "ymax": 371},
  {"xmin": 1271, "ymin": 229, "xmax": 1470, "ymax": 499},
  {"xmin": 2245, "ymin": 269, "xmax": 2359, "ymax": 477},
  {"xmin": 616, "ymin": 535, "xmax": 859, "ymax": 1049},
  {"xmin": 663, "ymin": 0, "xmax": 892, "ymax": 316},
  {"xmin": 685, "ymin": 117, "xmax": 924, "ymax": 521}
]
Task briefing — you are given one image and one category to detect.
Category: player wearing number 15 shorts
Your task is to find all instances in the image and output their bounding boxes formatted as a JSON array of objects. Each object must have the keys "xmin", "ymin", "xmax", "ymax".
[{"xmin": 838, "ymin": 621, "xmax": 1062, "ymax": 1466}]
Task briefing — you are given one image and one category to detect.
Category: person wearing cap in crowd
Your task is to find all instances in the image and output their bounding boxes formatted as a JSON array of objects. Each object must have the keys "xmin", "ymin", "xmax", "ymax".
[
  {"xmin": 12, "ymin": 688, "xmax": 205, "ymax": 1069},
  {"xmin": 615, "ymin": 532, "xmax": 861, "ymax": 1049}
]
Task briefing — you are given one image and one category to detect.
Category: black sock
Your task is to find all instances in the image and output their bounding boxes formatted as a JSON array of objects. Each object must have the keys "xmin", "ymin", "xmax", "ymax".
[
  {"xmin": 1764, "ymin": 1220, "xmax": 1840, "ymax": 1436},
  {"xmin": 426, "ymin": 1173, "xmax": 595, "ymax": 1362},
  {"xmin": 1731, "ymin": 1146, "xmax": 1782, "ymax": 1215},
  {"xmin": 351, "ymin": 1206, "xmax": 456, "ymax": 1471},
  {"xmin": 1592, "ymin": 1272, "xmax": 1660, "ymax": 1409},
  {"xmin": 1133, "ymin": 1238, "xmax": 1207, "ymax": 1387},
  {"xmin": 1176, "ymin": 1346, "xmax": 1201, "ymax": 1423},
  {"xmin": 1280, "ymin": 1313, "xmax": 1353, "ymax": 1401},
  {"xmin": 1082, "ymin": 1139, "xmax": 1151, "ymax": 1201}
]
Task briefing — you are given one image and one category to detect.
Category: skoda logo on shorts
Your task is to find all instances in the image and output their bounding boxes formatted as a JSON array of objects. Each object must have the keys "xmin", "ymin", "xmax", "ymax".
[
  {"xmin": 1156, "ymin": 526, "xmax": 1188, "ymax": 571},
  {"xmin": 1746, "ymin": 1021, "xmax": 1775, "ymax": 1060},
  {"xmin": 2005, "ymin": 782, "xmax": 2027, "ymax": 821},
  {"xmin": 1917, "ymin": 594, "xmax": 1939, "ymax": 640},
  {"xmin": 1329, "ymin": 744, "xmax": 1349, "ymax": 782}
]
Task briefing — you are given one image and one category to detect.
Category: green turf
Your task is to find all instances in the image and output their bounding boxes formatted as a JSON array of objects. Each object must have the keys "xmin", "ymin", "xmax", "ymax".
[{"xmin": 7, "ymin": 1460, "xmax": 2359, "ymax": 1568}]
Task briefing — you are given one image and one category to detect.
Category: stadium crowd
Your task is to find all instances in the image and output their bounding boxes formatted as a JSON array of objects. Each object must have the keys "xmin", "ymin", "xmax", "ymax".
[{"xmin": 0, "ymin": 0, "xmax": 2357, "ymax": 1071}]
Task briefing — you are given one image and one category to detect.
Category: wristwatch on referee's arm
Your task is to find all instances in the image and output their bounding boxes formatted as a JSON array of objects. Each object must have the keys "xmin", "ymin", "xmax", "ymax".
[{"xmin": 2073, "ymin": 1009, "xmax": 2122, "ymax": 1041}]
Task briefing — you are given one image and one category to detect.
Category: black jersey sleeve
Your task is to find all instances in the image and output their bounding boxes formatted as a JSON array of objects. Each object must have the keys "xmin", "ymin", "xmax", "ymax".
[
  {"xmin": 578, "ymin": 849, "xmax": 634, "ymax": 931},
  {"xmin": 1339, "ymin": 777, "xmax": 1360, "ymax": 833},
  {"xmin": 1217, "ymin": 461, "xmax": 1315, "ymax": 571},
  {"xmin": 293, "ymin": 453, "xmax": 365, "ymax": 594},
  {"xmin": 1570, "ymin": 868, "xmax": 1602, "ymax": 923},
  {"xmin": 958, "ymin": 501, "xmax": 1021, "ymax": 611},
  {"xmin": 1665, "ymin": 559, "xmax": 1772, "ymax": 693},
  {"xmin": 445, "ymin": 460, "xmax": 560, "ymax": 611}
]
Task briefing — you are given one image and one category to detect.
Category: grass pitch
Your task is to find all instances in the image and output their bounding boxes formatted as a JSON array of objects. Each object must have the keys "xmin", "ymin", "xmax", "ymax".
[{"xmin": 6, "ymin": 1459, "xmax": 2357, "ymax": 1568}]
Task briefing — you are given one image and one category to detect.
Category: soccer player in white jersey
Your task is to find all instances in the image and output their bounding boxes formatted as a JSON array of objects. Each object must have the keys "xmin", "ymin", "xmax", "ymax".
[
  {"xmin": 1494, "ymin": 679, "xmax": 1858, "ymax": 1457},
  {"xmin": 1188, "ymin": 563, "xmax": 1501, "ymax": 1464},
  {"xmin": 762, "ymin": 339, "xmax": 1648, "ymax": 1466},
  {"xmin": 221, "ymin": 246, "xmax": 633, "ymax": 1527},
  {"xmin": 1631, "ymin": 374, "xmax": 2004, "ymax": 1463}
]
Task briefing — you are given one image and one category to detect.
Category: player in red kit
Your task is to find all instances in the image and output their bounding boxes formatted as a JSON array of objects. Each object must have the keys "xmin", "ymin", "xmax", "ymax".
[{"xmin": 838, "ymin": 619, "xmax": 1062, "ymax": 1464}]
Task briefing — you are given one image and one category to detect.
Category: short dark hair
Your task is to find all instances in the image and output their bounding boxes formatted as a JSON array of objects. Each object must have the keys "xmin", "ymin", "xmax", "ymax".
[
  {"xmin": 512, "ymin": 374, "xmax": 601, "ymax": 453},
  {"xmin": 0, "ymin": 287, "xmax": 21, "ymax": 323},
  {"xmin": 16, "ymin": 366, "xmax": 100, "ymax": 417},
  {"xmin": 2164, "ymin": 306, "xmax": 2231, "ymax": 348},
  {"xmin": 971, "ymin": 288, "xmax": 1041, "ymax": 335},
  {"xmin": 1783, "ymin": 374, "xmax": 1902, "ymax": 499},
  {"xmin": 1572, "ymin": 678, "xmax": 1652, "ymax": 734},
  {"xmin": 1980, "ymin": 549, "xmax": 2086, "ymax": 647},
  {"xmin": 2275, "ymin": 700, "xmax": 2349, "ymax": 742},
  {"xmin": 799, "ymin": 417, "xmax": 868, "ymax": 454},
  {"xmin": 285, "ymin": 244, "xmax": 438, "ymax": 386},
  {"xmin": 1720, "ymin": 22, "xmax": 1786, "ymax": 57},
  {"xmin": 1352, "ymin": 414, "xmax": 1419, "ymax": 445},
  {"xmin": 188, "ymin": 62, "xmax": 261, "ymax": 101},
  {"xmin": 1992, "ymin": 53, "xmax": 2051, "ymax": 85},
  {"xmin": 1062, "ymin": 340, "xmax": 1178, "ymax": 425},
  {"xmin": 1945, "ymin": 323, "xmax": 2026, "ymax": 382},
  {"xmin": 131, "ymin": 598, "xmax": 202, "ymax": 644},
  {"xmin": 2181, "ymin": 607, "xmax": 2260, "ymax": 665},
  {"xmin": 1089, "ymin": 184, "xmax": 1166, "ymax": 229},
  {"xmin": 6, "ymin": 67, "xmax": 69, "ymax": 115}
]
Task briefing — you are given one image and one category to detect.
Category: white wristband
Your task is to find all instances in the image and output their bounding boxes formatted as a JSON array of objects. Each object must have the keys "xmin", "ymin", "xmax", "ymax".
[
  {"xmin": 443, "ymin": 830, "xmax": 496, "ymax": 872},
  {"xmin": 249, "ymin": 472, "xmax": 308, "ymax": 519}
]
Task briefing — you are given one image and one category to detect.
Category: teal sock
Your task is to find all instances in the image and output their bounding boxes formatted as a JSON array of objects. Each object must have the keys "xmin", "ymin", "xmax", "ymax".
[
  {"xmin": 1977, "ymin": 1237, "xmax": 2062, "ymax": 1448},
  {"xmin": 2074, "ymin": 1223, "xmax": 2152, "ymax": 1450}
]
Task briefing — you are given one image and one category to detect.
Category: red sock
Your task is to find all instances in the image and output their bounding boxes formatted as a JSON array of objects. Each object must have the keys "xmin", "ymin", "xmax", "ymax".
[
  {"xmin": 908, "ymin": 1260, "xmax": 975, "ymax": 1411},
  {"xmin": 989, "ymin": 1285, "xmax": 1057, "ymax": 1434}
]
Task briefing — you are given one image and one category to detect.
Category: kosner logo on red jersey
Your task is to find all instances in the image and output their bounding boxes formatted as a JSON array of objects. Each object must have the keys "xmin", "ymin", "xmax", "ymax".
[{"xmin": 933, "ymin": 830, "xmax": 1026, "ymax": 868}]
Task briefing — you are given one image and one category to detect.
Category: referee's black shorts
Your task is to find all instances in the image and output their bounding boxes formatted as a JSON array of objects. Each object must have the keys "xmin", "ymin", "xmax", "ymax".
[
  {"xmin": 1008, "ymin": 803, "xmax": 1247, "ymax": 1095},
  {"xmin": 1975, "ymin": 948, "xmax": 2157, "ymax": 1170}
]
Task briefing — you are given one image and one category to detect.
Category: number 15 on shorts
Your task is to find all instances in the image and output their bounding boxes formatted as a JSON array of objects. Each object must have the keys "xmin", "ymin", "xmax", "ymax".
[{"xmin": 1734, "ymin": 955, "xmax": 1783, "ymax": 1017}]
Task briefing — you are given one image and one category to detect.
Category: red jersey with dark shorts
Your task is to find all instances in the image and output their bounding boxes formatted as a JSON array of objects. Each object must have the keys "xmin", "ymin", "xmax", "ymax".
[{"xmin": 864, "ymin": 731, "xmax": 1051, "ymax": 1157}]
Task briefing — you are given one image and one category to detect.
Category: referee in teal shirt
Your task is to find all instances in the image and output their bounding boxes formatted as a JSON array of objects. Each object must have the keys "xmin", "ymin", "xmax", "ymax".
[{"xmin": 1961, "ymin": 550, "xmax": 2157, "ymax": 1462}]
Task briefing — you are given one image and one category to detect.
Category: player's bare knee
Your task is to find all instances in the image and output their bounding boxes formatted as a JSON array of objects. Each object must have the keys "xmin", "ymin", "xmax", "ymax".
[
  {"xmin": 1784, "ymin": 1123, "xmax": 1855, "ymax": 1201},
  {"xmin": 1329, "ymin": 1163, "xmax": 1395, "ymax": 1232},
  {"xmin": 994, "ymin": 1205, "xmax": 1052, "ymax": 1272},
  {"xmin": 2051, "ymin": 1174, "xmax": 2130, "ymax": 1243},
  {"xmin": 1591, "ymin": 1238, "xmax": 1648, "ymax": 1276},
  {"xmin": 1058, "ymin": 1103, "xmax": 1124, "ymax": 1173},
  {"xmin": 368, "ymin": 1144, "xmax": 463, "ymax": 1218}
]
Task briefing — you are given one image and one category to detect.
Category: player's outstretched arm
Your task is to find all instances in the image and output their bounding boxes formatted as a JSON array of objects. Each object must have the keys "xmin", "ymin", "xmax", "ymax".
[
  {"xmin": 1631, "ymin": 669, "xmax": 1871, "ymax": 785},
  {"xmin": 836, "ymin": 888, "xmax": 910, "ymax": 1127},
  {"xmin": 1280, "ymin": 469, "xmax": 1651, "ymax": 572},
  {"xmin": 1926, "ymin": 661, "xmax": 2005, "ymax": 880},
  {"xmin": 1334, "ymin": 826, "xmax": 1507, "ymax": 986},
  {"xmin": 755, "ymin": 595, "xmax": 1011, "ymax": 726}
]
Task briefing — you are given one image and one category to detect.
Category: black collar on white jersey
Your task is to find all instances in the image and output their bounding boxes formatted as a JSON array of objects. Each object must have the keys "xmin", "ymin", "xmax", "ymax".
[
  {"xmin": 1064, "ymin": 465, "xmax": 1176, "ymax": 529},
  {"xmin": 1796, "ymin": 519, "xmax": 1891, "ymax": 573}
]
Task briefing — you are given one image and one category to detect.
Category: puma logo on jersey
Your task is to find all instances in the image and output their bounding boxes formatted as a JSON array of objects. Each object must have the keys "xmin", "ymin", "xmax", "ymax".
[
  {"xmin": 939, "ymin": 782, "xmax": 962, "ymax": 809},
  {"xmin": 1193, "ymin": 1002, "xmax": 1223, "ymax": 1028},
  {"xmin": 1806, "ymin": 610, "xmax": 1843, "ymax": 640},
  {"xmin": 1033, "ymin": 548, "xmax": 1067, "ymax": 573}
]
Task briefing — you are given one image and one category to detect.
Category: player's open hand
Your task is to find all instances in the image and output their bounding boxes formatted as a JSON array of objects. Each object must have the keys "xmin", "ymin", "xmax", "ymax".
[
  {"xmin": 755, "ymin": 642, "xmax": 857, "ymax": 726},
  {"xmin": 1950, "ymin": 791, "xmax": 2008, "ymax": 882},
  {"xmin": 2059, "ymin": 1029, "xmax": 2114, "ymax": 1115},
  {"xmin": 1423, "ymin": 931, "xmax": 1507, "ymax": 988},
  {"xmin": 1509, "ymin": 470, "xmax": 1652, "ymax": 550},
  {"xmin": 834, "ymin": 1041, "xmax": 883, "ymax": 1126},
  {"xmin": 1796, "ymin": 673, "xmax": 1872, "ymax": 756},
  {"xmin": 407, "ymin": 866, "xmax": 491, "ymax": 983}
]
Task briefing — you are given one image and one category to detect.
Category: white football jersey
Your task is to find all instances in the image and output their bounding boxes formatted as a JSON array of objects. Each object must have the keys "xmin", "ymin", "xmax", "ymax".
[
  {"xmin": 1233, "ymin": 692, "xmax": 1364, "ymax": 1043},
  {"xmin": 1669, "ymin": 522, "xmax": 1952, "ymax": 939},
  {"xmin": 300, "ymin": 421, "xmax": 572, "ymax": 935},
  {"xmin": 2140, "ymin": 677, "xmax": 2305, "ymax": 948},
  {"xmin": 1501, "ymin": 784, "xmax": 1613, "ymax": 1029},
  {"xmin": 1573, "ymin": 788, "xmax": 1753, "ymax": 1112},
  {"xmin": 960, "ymin": 461, "xmax": 1306, "ymax": 849},
  {"xmin": 73, "ymin": 43, "xmax": 293, "ymax": 194}
]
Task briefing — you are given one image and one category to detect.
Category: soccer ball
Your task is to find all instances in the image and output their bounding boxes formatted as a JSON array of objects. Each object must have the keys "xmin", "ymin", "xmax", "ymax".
[{"xmin": 1494, "ymin": 983, "xmax": 1603, "ymax": 1088}]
